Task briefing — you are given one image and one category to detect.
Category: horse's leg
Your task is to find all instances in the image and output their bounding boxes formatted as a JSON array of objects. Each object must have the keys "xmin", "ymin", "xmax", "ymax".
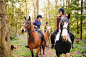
[
  {"xmin": 40, "ymin": 46, "xmax": 41, "ymax": 55},
  {"xmin": 49, "ymin": 34, "xmax": 51, "ymax": 47},
  {"xmin": 56, "ymin": 51, "xmax": 60, "ymax": 57},
  {"xmin": 30, "ymin": 48, "xmax": 34, "ymax": 57},
  {"xmin": 42, "ymin": 45, "xmax": 45, "ymax": 55},
  {"xmin": 35, "ymin": 47, "xmax": 40, "ymax": 57},
  {"xmin": 42, "ymin": 42, "xmax": 45, "ymax": 55}
]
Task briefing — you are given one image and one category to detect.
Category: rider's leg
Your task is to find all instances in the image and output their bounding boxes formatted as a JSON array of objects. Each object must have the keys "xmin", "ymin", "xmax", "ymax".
[
  {"xmin": 51, "ymin": 29, "xmax": 58, "ymax": 48},
  {"xmin": 38, "ymin": 30, "xmax": 46, "ymax": 45},
  {"xmin": 69, "ymin": 31, "xmax": 74, "ymax": 48}
]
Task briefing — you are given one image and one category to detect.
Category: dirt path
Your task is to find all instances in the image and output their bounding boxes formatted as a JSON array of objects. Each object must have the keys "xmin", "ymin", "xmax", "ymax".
[
  {"xmin": 38, "ymin": 47, "xmax": 56, "ymax": 57},
  {"xmin": 23, "ymin": 37, "xmax": 56, "ymax": 57},
  {"xmin": 11, "ymin": 35, "xmax": 86, "ymax": 57}
]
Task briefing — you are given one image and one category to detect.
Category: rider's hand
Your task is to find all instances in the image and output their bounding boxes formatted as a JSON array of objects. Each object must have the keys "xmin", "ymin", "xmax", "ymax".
[
  {"xmin": 34, "ymin": 25, "xmax": 37, "ymax": 28},
  {"xmin": 58, "ymin": 17, "xmax": 61, "ymax": 20}
]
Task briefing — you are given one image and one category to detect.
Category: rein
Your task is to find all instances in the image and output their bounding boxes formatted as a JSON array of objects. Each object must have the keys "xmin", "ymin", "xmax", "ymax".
[{"xmin": 27, "ymin": 30, "xmax": 34, "ymax": 34}]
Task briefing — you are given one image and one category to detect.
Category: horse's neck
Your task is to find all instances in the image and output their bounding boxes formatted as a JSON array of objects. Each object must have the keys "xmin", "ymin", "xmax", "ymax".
[
  {"xmin": 28, "ymin": 23, "xmax": 35, "ymax": 39},
  {"xmin": 46, "ymin": 30, "xmax": 48, "ymax": 34}
]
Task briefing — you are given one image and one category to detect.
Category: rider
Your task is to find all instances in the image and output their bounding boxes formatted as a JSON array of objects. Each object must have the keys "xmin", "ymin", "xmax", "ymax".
[
  {"xmin": 51, "ymin": 8, "xmax": 74, "ymax": 48},
  {"xmin": 44, "ymin": 22, "xmax": 49, "ymax": 33},
  {"xmin": 32, "ymin": 15, "xmax": 47, "ymax": 46}
]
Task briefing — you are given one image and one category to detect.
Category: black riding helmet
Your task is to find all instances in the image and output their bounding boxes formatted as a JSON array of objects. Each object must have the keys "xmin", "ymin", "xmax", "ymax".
[
  {"xmin": 46, "ymin": 22, "xmax": 48, "ymax": 24},
  {"xmin": 58, "ymin": 8, "xmax": 65, "ymax": 14},
  {"xmin": 37, "ymin": 15, "xmax": 43, "ymax": 19}
]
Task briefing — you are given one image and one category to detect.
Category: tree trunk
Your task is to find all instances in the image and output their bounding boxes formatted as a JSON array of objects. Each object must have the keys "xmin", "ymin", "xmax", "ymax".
[
  {"xmin": 32, "ymin": 0, "xmax": 36, "ymax": 19},
  {"xmin": 25, "ymin": 0, "xmax": 27, "ymax": 17},
  {"xmin": 63, "ymin": 0, "xmax": 64, "ymax": 7},
  {"xmin": 11, "ymin": 0, "xmax": 14, "ymax": 27},
  {"xmin": 68, "ymin": 0, "xmax": 70, "ymax": 9},
  {"xmin": 66, "ymin": 0, "xmax": 67, "ymax": 9},
  {"xmin": 80, "ymin": 0, "xmax": 83, "ymax": 40},
  {"xmin": 37, "ymin": 0, "xmax": 39, "ymax": 15},
  {"xmin": 0, "ymin": 0, "xmax": 11, "ymax": 57}
]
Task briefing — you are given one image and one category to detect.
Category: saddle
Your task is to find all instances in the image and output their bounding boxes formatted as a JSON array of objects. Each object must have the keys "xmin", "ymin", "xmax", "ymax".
[{"xmin": 34, "ymin": 26, "xmax": 43, "ymax": 42}]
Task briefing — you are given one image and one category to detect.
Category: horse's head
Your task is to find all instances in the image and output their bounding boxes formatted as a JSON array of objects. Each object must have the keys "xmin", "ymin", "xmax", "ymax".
[
  {"xmin": 60, "ymin": 17, "xmax": 70, "ymax": 40},
  {"xmin": 21, "ymin": 16, "xmax": 31, "ymax": 33},
  {"xmin": 47, "ymin": 26, "xmax": 51, "ymax": 34}
]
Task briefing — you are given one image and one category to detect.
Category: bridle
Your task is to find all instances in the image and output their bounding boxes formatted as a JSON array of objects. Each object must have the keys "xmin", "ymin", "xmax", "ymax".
[
  {"xmin": 23, "ymin": 21, "xmax": 34, "ymax": 33},
  {"xmin": 59, "ymin": 21, "xmax": 69, "ymax": 41},
  {"xmin": 24, "ymin": 21, "xmax": 31, "ymax": 29}
]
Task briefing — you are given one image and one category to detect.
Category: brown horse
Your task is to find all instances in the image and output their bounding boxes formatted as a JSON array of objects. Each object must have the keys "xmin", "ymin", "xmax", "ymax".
[
  {"xmin": 44, "ymin": 26, "xmax": 51, "ymax": 47},
  {"xmin": 21, "ymin": 16, "xmax": 45, "ymax": 57}
]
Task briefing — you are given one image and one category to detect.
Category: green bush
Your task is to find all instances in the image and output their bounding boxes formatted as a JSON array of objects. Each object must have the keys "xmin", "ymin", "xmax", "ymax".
[{"xmin": 9, "ymin": 26, "xmax": 17, "ymax": 40}]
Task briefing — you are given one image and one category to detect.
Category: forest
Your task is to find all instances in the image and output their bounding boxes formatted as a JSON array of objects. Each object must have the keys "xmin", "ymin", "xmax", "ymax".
[
  {"xmin": 7, "ymin": 0, "xmax": 86, "ymax": 39},
  {"xmin": 0, "ymin": 0, "xmax": 86, "ymax": 57}
]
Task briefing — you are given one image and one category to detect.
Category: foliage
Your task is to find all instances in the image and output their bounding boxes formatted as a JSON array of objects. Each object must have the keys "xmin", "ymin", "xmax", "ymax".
[
  {"xmin": 8, "ymin": 0, "xmax": 86, "ymax": 39},
  {"xmin": 9, "ymin": 26, "xmax": 17, "ymax": 40},
  {"xmin": 10, "ymin": 34, "xmax": 37, "ymax": 56},
  {"xmin": 70, "ymin": 40, "xmax": 86, "ymax": 55}
]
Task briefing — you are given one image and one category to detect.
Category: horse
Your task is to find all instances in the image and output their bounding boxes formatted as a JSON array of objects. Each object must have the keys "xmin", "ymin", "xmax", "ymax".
[
  {"xmin": 45, "ymin": 26, "xmax": 51, "ymax": 47},
  {"xmin": 55, "ymin": 16, "xmax": 72, "ymax": 57},
  {"xmin": 21, "ymin": 16, "xmax": 45, "ymax": 57}
]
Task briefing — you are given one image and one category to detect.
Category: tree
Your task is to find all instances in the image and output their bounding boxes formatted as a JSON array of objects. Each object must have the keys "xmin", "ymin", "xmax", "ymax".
[
  {"xmin": 80, "ymin": 0, "xmax": 83, "ymax": 40},
  {"xmin": 37, "ymin": 0, "xmax": 39, "ymax": 15},
  {"xmin": 0, "ymin": 0, "xmax": 11, "ymax": 56}
]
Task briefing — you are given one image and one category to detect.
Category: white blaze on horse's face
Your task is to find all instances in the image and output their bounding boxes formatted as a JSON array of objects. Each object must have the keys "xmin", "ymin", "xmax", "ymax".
[
  {"xmin": 47, "ymin": 26, "xmax": 51, "ymax": 34},
  {"xmin": 21, "ymin": 23, "xmax": 27, "ymax": 33},
  {"xmin": 62, "ymin": 22, "xmax": 68, "ymax": 40}
]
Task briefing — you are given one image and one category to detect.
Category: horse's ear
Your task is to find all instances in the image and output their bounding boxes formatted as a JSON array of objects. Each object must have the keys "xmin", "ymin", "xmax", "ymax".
[
  {"xmin": 24, "ymin": 16, "xmax": 26, "ymax": 20},
  {"xmin": 67, "ymin": 13, "xmax": 70, "ymax": 20},
  {"xmin": 29, "ymin": 16, "xmax": 31, "ymax": 20}
]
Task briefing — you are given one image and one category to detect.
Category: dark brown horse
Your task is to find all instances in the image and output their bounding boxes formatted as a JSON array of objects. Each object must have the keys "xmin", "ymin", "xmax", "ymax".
[{"xmin": 21, "ymin": 16, "xmax": 45, "ymax": 57}]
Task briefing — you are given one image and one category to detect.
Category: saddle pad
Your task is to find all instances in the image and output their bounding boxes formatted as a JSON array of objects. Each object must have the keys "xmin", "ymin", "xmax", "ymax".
[
  {"xmin": 55, "ymin": 32, "xmax": 60, "ymax": 44},
  {"xmin": 38, "ymin": 33, "xmax": 43, "ymax": 43}
]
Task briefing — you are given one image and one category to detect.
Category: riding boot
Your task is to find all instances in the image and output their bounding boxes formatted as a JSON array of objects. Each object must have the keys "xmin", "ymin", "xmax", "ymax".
[
  {"xmin": 72, "ymin": 44, "xmax": 74, "ymax": 48},
  {"xmin": 51, "ymin": 44, "xmax": 54, "ymax": 48},
  {"xmin": 25, "ymin": 45, "xmax": 29, "ymax": 48},
  {"xmin": 42, "ymin": 37, "xmax": 48, "ymax": 47},
  {"xmin": 69, "ymin": 31, "xmax": 75, "ymax": 48}
]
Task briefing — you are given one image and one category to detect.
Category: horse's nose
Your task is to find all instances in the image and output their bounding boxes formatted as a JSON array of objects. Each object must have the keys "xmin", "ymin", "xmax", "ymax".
[
  {"xmin": 25, "ymin": 30, "xmax": 27, "ymax": 32},
  {"xmin": 62, "ymin": 35, "xmax": 68, "ymax": 40},
  {"xmin": 48, "ymin": 31, "xmax": 51, "ymax": 34},
  {"xmin": 22, "ymin": 29, "xmax": 24, "ymax": 33}
]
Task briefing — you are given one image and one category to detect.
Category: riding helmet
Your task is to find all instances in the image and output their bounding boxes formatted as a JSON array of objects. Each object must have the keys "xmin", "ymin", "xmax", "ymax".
[
  {"xmin": 37, "ymin": 15, "xmax": 43, "ymax": 19},
  {"xmin": 46, "ymin": 22, "xmax": 48, "ymax": 24},
  {"xmin": 58, "ymin": 8, "xmax": 65, "ymax": 14}
]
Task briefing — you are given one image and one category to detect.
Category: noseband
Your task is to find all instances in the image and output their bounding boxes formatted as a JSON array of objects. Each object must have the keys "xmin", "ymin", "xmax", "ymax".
[{"xmin": 62, "ymin": 27, "xmax": 68, "ymax": 30}]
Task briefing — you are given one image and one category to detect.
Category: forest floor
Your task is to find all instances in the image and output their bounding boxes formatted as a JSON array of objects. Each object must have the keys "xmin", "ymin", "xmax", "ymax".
[{"xmin": 10, "ymin": 34, "xmax": 86, "ymax": 57}]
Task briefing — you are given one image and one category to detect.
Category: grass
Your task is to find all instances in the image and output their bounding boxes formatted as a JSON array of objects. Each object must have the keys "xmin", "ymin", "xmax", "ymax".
[
  {"xmin": 10, "ymin": 33, "xmax": 37, "ymax": 57},
  {"xmin": 70, "ymin": 39, "xmax": 86, "ymax": 57},
  {"xmin": 11, "ymin": 33, "xmax": 86, "ymax": 57}
]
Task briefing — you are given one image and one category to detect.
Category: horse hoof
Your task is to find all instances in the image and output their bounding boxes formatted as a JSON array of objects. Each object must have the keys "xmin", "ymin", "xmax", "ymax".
[
  {"xmin": 40, "ymin": 53, "xmax": 41, "ymax": 55},
  {"xmin": 35, "ymin": 56, "xmax": 38, "ymax": 57},
  {"xmin": 43, "ymin": 55, "xmax": 45, "ymax": 57}
]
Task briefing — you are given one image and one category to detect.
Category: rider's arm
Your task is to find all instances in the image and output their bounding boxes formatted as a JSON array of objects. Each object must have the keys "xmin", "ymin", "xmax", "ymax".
[
  {"xmin": 35, "ymin": 21, "xmax": 41, "ymax": 26},
  {"xmin": 57, "ymin": 17, "xmax": 60, "ymax": 30},
  {"xmin": 32, "ymin": 20, "xmax": 35, "ymax": 25}
]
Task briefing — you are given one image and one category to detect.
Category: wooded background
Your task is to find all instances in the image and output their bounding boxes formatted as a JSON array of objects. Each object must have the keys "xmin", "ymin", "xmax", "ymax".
[
  {"xmin": 7, "ymin": 0, "xmax": 86, "ymax": 39},
  {"xmin": 0, "ymin": 0, "xmax": 86, "ymax": 56}
]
